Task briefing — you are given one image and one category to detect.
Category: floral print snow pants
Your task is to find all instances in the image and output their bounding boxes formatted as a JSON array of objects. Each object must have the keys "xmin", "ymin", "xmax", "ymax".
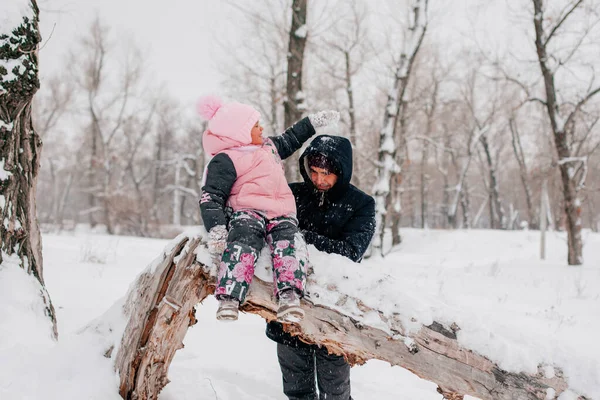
[{"xmin": 214, "ymin": 210, "xmax": 308, "ymax": 304}]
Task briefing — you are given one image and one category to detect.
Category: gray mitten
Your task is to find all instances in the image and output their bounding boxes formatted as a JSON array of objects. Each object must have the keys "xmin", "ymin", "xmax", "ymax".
[
  {"xmin": 208, "ymin": 225, "xmax": 228, "ymax": 257},
  {"xmin": 308, "ymin": 110, "xmax": 340, "ymax": 128}
]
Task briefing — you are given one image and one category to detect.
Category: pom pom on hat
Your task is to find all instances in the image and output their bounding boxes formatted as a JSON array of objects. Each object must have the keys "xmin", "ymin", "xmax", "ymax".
[{"xmin": 197, "ymin": 95, "xmax": 223, "ymax": 120}]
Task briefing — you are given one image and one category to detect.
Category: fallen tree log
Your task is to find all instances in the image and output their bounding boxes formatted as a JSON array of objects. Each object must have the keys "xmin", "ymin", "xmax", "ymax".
[{"xmin": 112, "ymin": 232, "xmax": 585, "ymax": 400}]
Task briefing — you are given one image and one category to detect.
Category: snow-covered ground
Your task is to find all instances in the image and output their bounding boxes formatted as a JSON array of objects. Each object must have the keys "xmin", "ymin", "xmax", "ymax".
[{"xmin": 1, "ymin": 228, "xmax": 599, "ymax": 399}]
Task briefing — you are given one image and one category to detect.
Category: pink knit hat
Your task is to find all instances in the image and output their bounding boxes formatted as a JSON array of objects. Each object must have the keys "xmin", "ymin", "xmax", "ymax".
[{"xmin": 197, "ymin": 95, "xmax": 261, "ymax": 155}]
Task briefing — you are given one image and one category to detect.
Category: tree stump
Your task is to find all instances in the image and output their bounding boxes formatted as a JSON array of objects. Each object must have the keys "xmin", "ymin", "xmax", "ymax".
[{"xmin": 113, "ymin": 232, "xmax": 586, "ymax": 400}]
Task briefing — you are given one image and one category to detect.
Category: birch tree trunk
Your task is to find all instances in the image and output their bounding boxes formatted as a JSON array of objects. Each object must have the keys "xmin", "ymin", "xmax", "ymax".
[
  {"xmin": 283, "ymin": 0, "xmax": 308, "ymax": 181},
  {"xmin": 0, "ymin": 0, "xmax": 57, "ymax": 338},
  {"xmin": 372, "ymin": 0, "xmax": 428, "ymax": 256},
  {"xmin": 113, "ymin": 233, "xmax": 584, "ymax": 400},
  {"xmin": 531, "ymin": 0, "xmax": 600, "ymax": 265}
]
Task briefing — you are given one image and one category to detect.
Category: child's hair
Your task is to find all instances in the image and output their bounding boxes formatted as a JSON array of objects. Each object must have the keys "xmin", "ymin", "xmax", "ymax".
[{"xmin": 198, "ymin": 95, "xmax": 260, "ymax": 148}]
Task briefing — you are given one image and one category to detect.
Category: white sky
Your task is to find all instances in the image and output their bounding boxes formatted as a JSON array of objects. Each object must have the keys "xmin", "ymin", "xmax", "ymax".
[
  {"xmin": 38, "ymin": 0, "xmax": 236, "ymax": 104},
  {"xmin": 35, "ymin": 0, "xmax": 519, "ymax": 107}
]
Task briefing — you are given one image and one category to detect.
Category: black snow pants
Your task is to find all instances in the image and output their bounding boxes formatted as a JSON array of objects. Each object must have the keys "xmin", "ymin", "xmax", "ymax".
[{"xmin": 277, "ymin": 343, "xmax": 352, "ymax": 400}]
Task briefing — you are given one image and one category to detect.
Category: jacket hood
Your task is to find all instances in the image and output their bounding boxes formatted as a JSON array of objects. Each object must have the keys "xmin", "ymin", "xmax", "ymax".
[
  {"xmin": 201, "ymin": 101, "xmax": 261, "ymax": 156},
  {"xmin": 202, "ymin": 128, "xmax": 253, "ymax": 156},
  {"xmin": 299, "ymin": 135, "xmax": 353, "ymax": 193}
]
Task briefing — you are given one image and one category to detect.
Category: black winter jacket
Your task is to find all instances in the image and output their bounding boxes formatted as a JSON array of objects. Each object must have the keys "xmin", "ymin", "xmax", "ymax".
[{"xmin": 266, "ymin": 135, "xmax": 376, "ymax": 348}]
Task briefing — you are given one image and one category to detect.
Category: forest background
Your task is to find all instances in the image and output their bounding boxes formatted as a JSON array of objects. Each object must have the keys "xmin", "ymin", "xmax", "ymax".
[{"xmin": 33, "ymin": 0, "xmax": 600, "ymax": 260}]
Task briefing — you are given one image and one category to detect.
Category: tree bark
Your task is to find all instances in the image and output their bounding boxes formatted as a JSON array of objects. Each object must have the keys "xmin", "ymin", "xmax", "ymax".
[
  {"xmin": 532, "ymin": 0, "xmax": 588, "ymax": 265},
  {"xmin": 113, "ymin": 233, "xmax": 583, "ymax": 400},
  {"xmin": 0, "ymin": 0, "xmax": 57, "ymax": 338},
  {"xmin": 283, "ymin": 0, "xmax": 308, "ymax": 181},
  {"xmin": 390, "ymin": 172, "xmax": 403, "ymax": 244}
]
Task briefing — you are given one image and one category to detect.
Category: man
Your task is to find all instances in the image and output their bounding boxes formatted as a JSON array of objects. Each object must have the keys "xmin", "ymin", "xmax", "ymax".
[{"xmin": 266, "ymin": 134, "xmax": 376, "ymax": 400}]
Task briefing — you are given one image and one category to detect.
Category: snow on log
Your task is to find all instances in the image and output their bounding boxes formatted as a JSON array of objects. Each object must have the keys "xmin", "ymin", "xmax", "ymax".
[{"xmin": 113, "ymin": 232, "xmax": 583, "ymax": 400}]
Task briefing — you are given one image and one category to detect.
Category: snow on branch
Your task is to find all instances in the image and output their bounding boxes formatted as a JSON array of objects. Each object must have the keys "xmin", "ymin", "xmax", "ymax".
[
  {"xmin": 372, "ymin": 0, "xmax": 428, "ymax": 255},
  {"xmin": 558, "ymin": 156, "xmax": 588, "ymax": 190},
  {"xmin": 557, "ymin": 156, "xmax": 587, "ymax": 165},
  {"xmin": 295, "ymin": 24, "xmax": 307, "ymax": 38}
]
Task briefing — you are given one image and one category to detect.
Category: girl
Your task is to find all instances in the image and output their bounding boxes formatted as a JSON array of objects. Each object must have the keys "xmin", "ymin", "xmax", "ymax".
[{"xmin": 198, "ymin": 95, "xmax": 338, "ymax": 322}]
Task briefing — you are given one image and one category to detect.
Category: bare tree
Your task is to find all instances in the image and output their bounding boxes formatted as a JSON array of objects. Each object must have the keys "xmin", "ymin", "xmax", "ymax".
[
  {"xmin": 478, "ymin": 133, "xmax": 506, "ymax": 228},
  {"xmin": 283, "ymin": 0, "xmax": 308, "ymax": 180},
  {"xmin": 33, "ymin": 74, "xmax": 76, "ymax": 230},
  {"xmin": 74, "ymin": 17, "xmax": 108, "ymax": 229},
  {"xmin": 372, "ymin": 0, "xmax": 428, "ymax": 256},
  {"xmin": 0, "ymin": 0, "xmax": 57, "ymax": 337},
  {"xmin": 71, "ymin": 18, "xmax": 147, "ymax": 234},
  {"xmin": 531, "ymin": 0, "xmax": 600, "ymax": 264},
  {"xmin": 33, "ymin": 75, "xmax": 74, "ymax": 138},
  {"xmin": 312, "ymin": 0, "xmax": 370, "ymax": 147},
  {"xmin": 509, "ymin": 116, "xmax": 538, "ymax": 229},
  {"xmin": 461, "ymin": 65, "xmax": 509, "ymax": 229},
  {"xmin": 172, "ymin": 121, "xmax": 205, "ymax": 228},
  {"xmin": 436, "ymin": 121, "xmax": 453, "ymax": 228},
  {"xmin": 149, "ymin": 99, "xmax": 180, "ymax": 226},
  {"xmin": 220, "ymin": 1, "xmax": 290, "ymax": 135},
  {"xmin": 116, "ymin": 101, "xmax": 158, "ymax": 236},
  {"xmin": 418, "ymin": 73, "xmax": 440, "ymax": 228},
  {"xmin": 434, "ymin": 103, "xmax": 468, "ymax": 229},
  {"xmin": 449, "ymin": 127, "xmax": 478, "ymax": 229}
]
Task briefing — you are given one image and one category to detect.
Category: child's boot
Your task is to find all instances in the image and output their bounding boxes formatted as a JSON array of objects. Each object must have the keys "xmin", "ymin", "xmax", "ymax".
[
  {"xmin": 216, "ymin": 297, "xmax": 240, "ymax": 321},
  {"xmin": 277, "ymin": 289, "xmax": 304, "ymax": 323}
]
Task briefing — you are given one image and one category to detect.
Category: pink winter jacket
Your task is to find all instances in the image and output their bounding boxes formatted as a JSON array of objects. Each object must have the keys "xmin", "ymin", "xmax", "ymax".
[{"xmin": 202, "ymin": 132, "xmax": 296, "ymax": 220}]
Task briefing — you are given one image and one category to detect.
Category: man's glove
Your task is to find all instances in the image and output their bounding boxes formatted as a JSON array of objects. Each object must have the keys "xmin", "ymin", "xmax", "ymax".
[
  {"xmin": 308, "ymin": 110, "xmax": 340, "ymax": 128},
  {"xmin": 208, "ymin": 225, "xmax": 228, "ymax": 257}
]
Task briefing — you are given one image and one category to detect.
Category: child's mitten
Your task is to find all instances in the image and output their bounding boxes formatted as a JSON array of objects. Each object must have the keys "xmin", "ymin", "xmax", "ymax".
[
  {"xmin": 208, "ymin": 225, "xmax": 228, "ymax": 256},
  {"xmin": 308, "ymin": 110, "xmax": 340, "ymax": 128}
]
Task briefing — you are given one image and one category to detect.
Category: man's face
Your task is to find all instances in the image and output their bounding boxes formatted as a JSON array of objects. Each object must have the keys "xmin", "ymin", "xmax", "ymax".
[{"xmin": 309, "ymin": 166, "xmax": 338, "ymax": 191}]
